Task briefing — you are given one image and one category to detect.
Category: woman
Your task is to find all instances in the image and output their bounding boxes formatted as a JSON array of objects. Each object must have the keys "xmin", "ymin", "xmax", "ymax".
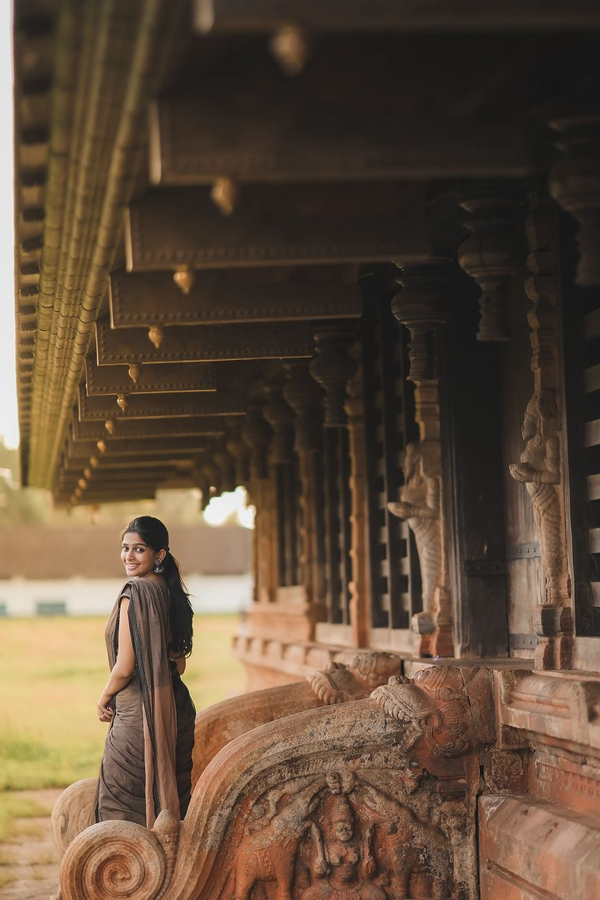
[{"xmin": 96, "ymin": 516, "xmax": 196, "ymax": 828}]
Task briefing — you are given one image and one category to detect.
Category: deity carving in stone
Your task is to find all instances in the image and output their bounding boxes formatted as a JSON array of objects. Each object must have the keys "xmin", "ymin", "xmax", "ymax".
[
  {"xmin": 387, "ymin": 441, "xmax": 442, "ymax": 633},
  {"xmin": 301, "ymin": 788, "xmax": 384, "ymax": 900},
  {"xmin": 228, "ymin": 766, "xmax": 453, "ymax": 900},
  {"xmin": 509, "ymin": 391, "xmax": 570, "ymax": 611}
]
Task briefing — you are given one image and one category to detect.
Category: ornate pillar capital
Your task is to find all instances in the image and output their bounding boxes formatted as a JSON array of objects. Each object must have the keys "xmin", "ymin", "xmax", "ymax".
[
  {"xmin": 241, "ymin": 401, "xmax": 273, "ymax": 481},
  {"xmin": 391, "ymin": 259, "xmax": 453, "ymax": 383},
  {"xmin": 263, "ymin": 378, "xmax": 295, "ymax": 464},
  {"xmin": 310, "ymin": 326, "xmax": 357, "ymax": 427},
  {"xmin": 549, "ymin": 111, "xmax": 600, "ymax": 286},
  {"xmin": 282, "ymin": 360, "xmax": 324, "ymax": 453},
  {"xmin": 457, "ymin": 187, "xmax": 523, "ymax": 342}
]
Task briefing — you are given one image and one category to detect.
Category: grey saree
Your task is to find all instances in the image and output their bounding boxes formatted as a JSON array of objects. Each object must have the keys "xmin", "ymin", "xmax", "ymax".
[{"xmin": 97, "ymin": 577, "xmax": 195, "ymax": 827}]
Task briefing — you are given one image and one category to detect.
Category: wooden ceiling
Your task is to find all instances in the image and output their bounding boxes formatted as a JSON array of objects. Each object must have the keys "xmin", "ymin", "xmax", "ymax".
[{"xmin": 13, "ymin": 0, "xmax": 600, "ymax": 505}]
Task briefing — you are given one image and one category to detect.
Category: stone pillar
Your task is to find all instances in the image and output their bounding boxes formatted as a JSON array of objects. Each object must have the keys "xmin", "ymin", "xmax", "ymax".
[
  {"xmin": 509, "ymin": 192, "xmax": 573, "ymax": 670},
  {"xmin": 457, "ymin": 187, "xmax": 523, "ymax": 342},
  {"xmin": 390, "ymin": 260, "xmax": 454, "ymax": 657},
  {"xmin": 283, "ymin": 361, "xmax": 327, "ymax": 616}
]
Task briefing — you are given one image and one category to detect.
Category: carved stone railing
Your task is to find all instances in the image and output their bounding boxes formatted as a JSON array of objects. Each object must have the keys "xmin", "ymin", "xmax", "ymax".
[
  {"xmin": 192, "ymin": 651, "xmax": 402, "ymax": 785},
  {"xmin": 51, "ymin": 653, "xmax": 403, "ymax": 851},
  {"xmin": 54, "ymin": 665, "xmax": 494, "ymax": 900}
]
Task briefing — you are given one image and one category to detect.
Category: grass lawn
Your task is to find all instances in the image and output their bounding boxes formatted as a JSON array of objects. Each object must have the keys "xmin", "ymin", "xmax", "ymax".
[{"xmin": 0, "ymin": 614, "xmax": 245, "ymax": 792}]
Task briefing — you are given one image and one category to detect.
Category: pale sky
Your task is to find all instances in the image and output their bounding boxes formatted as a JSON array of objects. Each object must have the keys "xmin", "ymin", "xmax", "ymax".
[{"xmin": 1, "ymin": 2, "xmax": 18, "ymax": 449}]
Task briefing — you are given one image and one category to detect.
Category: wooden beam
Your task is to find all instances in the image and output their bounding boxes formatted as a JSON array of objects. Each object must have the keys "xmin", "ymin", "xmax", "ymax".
[
  {"xmin": 62, "ymin": 454, "xmax": 198, "ymax": 472},
  {"xmin": 85, "ymin": 358, "xmax": 217, "ymax": 396},
  {"xmin": 55, "ymin": 489, "xmax": 158, "ymax": 506},
  {"xmin": 124, "ymin": 185, "xmax": 429, "ymax": 270},
  {"xmin": 71, "ymin": 412, "xmax": 228, "ymax": 441},
  {"xmin": 67, "ymin": 435, "xmax": 211, "ymax": 461},
  {"xmin": 78, "ymin": 385, "xmax": 246, "ymax": 420},
  {"xmin": 150, "ymin": 96, "xmax": 531, "ymax": 186},
  {"xmin": 110, "ymin": 269, "xmax": 363, "ymax": 327},
  {"xmin": 194, "ymin": 0, "xmax": 600, "ymax": 33},
  {"xmin": 95, "ymin": 318, "xmax": 315, "ymax": 364}
]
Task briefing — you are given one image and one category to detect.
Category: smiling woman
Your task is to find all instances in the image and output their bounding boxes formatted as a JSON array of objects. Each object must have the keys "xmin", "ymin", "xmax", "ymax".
[{"xmin": 96, "ymin": 515, "xmax": 196, "ymax": 828}]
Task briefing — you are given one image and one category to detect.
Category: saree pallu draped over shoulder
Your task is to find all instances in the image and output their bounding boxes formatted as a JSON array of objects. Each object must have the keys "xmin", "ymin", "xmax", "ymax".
[{"xmin": 97, "ymin": 577, "xmax": 190, "ymax": 828}]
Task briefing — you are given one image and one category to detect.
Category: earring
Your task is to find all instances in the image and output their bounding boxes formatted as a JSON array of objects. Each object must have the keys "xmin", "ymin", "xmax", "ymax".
[{"xmin": 153, "ymin": 557, "xmax": 164, "ymax": 573}]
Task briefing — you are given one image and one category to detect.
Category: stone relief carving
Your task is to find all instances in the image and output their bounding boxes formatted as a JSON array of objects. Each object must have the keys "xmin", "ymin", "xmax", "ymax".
[
  {"xmin": 233, "ymin": 767, "xmax": 453, "ymax": 900},
  {"xmin": 509, "ymin": 391, "xmax": 570, "ymax": 624},
  {"xmin": 387, "ymin": 441, "xmax": 442, "ymax": 636},
  {"xmin": 232, "ymin": 780, "xmax": 325, "ymax": 900}
]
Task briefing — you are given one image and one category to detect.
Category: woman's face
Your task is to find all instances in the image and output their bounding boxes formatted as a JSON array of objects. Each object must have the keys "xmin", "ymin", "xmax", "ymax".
[{"xmin": 121, "ymin": 531, "xmax": 161, "ymax": 578}]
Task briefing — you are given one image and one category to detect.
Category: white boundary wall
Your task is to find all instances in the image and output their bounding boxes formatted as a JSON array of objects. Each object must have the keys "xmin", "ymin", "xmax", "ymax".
[{"xmin": 0, "ymin": 573, "xmax": 252, "ymax": 616}]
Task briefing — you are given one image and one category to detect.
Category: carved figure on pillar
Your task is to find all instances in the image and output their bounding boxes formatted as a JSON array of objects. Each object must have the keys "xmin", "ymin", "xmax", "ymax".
[
  {"xmin": 509, "ymin": 391, "xmax": 572, "ymax": 653},
  {"xmin": 510, "ymin": 193, "xmax": 573, "ymax": 670},
  {"xmin": 387, "ymin": 442, "xmax": 442, "ymax": 639},
  {"xmin": 391, "ymin": 262, "xmax": 455, "ymax": 657}
]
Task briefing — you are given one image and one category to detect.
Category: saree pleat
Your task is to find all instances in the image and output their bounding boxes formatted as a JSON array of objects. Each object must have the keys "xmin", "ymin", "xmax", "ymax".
[{"xmin": 97, "ymin": 577, "xmax": 195, "ymax": 827}]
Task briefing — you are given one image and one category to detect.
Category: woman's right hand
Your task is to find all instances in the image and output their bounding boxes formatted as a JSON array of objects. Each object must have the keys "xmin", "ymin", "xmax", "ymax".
[{"xmin": 97, "ymin": 693, "xmax": 114, "ymax": 722}]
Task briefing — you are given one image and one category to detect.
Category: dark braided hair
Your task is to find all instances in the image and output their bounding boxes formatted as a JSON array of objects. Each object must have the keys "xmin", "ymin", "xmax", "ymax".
[{"xmin": 123, "ymin": 516, "xmax": 194, "ymax": 657}]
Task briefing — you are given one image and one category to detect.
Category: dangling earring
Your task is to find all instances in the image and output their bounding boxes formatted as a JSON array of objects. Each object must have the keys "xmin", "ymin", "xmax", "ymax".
[{"xmin": 154, "ymin": 556, "xmax": 164, "ymax": 574}]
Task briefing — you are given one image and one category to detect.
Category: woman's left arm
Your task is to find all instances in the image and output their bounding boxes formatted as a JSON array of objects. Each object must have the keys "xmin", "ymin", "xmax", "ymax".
[{"xmin": 97, "ymin": 598, "xmax": 136, "ymax": 722}]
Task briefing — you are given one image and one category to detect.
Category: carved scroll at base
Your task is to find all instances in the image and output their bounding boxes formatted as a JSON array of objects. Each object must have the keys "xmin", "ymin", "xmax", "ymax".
[{"xmin": 59, "ymin": 811, "xmax": 179, "ymax": 900}]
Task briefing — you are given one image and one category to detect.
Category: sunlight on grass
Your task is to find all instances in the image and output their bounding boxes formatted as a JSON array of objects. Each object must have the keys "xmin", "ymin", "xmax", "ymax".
[{"xmin": 0, "ymin": 614, "xmax": 245, "ymax": 791}]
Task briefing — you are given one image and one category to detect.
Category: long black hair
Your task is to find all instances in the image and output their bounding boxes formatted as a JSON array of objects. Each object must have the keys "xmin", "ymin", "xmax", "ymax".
[{"xmin": 123, "ymin": 516, "xmax": 194, "ymax": 657}]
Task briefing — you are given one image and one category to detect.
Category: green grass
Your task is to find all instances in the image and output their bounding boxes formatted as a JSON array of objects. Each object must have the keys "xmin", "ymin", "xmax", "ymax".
[{"xmin": 0, "ymin": 614, "xmax": 245, "ymax": 791}]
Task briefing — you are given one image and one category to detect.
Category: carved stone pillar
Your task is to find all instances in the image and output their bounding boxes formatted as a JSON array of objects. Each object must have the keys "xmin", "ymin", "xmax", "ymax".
[
  {"xmin": 549, "ymin": 112, "xmax": 600, "ymax": 286},
  {"xmin": 344, "ymin": 344, "xmax": 371, "ymax": 649},
  {"xmin": 390, "ymin": 260, "xmax": 454, "ymax": 657},
  {"xmin": 283, "ymin": 361, "xmax": 327, "ymax": 615},
  {"xmin": 310, "ymin": 326, "xmax": 357, "ymax": 427},
  {"xmin": 509, "ymin": 193, "xmax": 573, "ymax": 670},
  {"xmin": 457, "ymin": 187, "xmax": 523, "ymax": 342}
]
